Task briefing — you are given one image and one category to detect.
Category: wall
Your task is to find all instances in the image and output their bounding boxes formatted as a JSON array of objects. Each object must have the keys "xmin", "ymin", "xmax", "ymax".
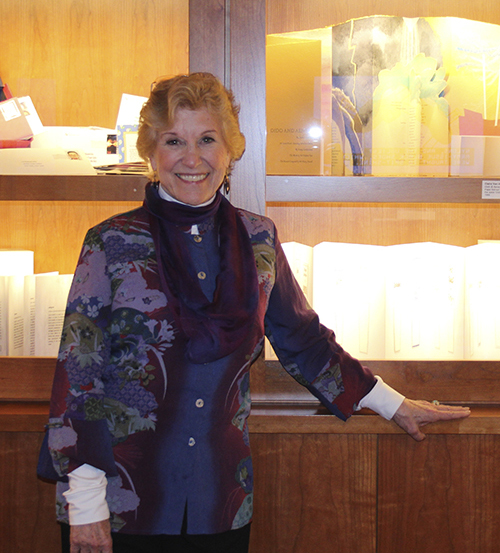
[{"xmin": 1, "ymin": 0, "xmax": 189, "ymax": 128}]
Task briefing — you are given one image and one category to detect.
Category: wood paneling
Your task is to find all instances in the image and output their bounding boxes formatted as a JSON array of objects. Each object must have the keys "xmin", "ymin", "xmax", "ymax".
[
  {"xmin": 189, "ymin": 0, "xmax": 226, "ymax": 82},
  {"xmin": 266, "ymin": 0, "xmax": 500, "ymax": 34},
  {"xmin": 255, "ymin": 360, "xmax": 500, "ymax": 406},
  {"xmin": 248, "ymin": 410, "xmax": 500, "ymax": 437},
  {"xmin": 0, "ymin": 403, "xmax": 49, "ymax": 432},
  {"xmin": 267, "ymin": 202, "xmax": 500, "ymax": 247},
  {"xmin": 227, "ymin": 0, "xmax": 267, "ymax": 215},
  {"xmin": 2, "ymin": 356, "xmax": 500, "ymax": 553},
  {"xmin": 0, "ymin": 176, "xmax": 145, "ymax": 274},
  {"xmin": 0, "ymin": 357, "xmax": 55, "ymax": 401},
  {"xmin": 266, "ymin": 176, "xmax": 500, "ymax": 204},
  {"xmin": 0, "ymin": 200, "xmax": 141, "ymax": 273},
  {"xmin": 378, "ymin": 435, "xmax": 500, "ymax": 553},
  {"xmin": 0, "ymin": 0, "xmax": 189, "ymax": 128},
  {"xmin": 188, "ymin": 0, "xmax": 268, "ymax": 214},
  {"xmin": 10, "ymin": 356, "xmax": 500, "ymax": 406},
  {"xmin": 250, "ymin": 433, "xmax": 377, "ymax": 553},
  {"xmin": 0, "ymin": 432, "xmax": 59, "ymax": 553},
  {"xmin": 0, "ymin": 175, "xmax": 148, "ymax": 202}
]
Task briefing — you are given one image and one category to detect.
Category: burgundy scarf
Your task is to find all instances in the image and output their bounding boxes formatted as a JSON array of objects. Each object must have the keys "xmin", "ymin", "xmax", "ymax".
[{"xmin": 143, "ymin": 182, "xmax": 260, "ymax": 363}]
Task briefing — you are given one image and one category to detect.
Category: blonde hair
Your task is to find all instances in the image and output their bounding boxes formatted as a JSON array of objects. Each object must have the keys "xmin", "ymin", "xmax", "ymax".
[{"xmin": 137, "ymin": 72, "xmax": 245, "ymax": 178}]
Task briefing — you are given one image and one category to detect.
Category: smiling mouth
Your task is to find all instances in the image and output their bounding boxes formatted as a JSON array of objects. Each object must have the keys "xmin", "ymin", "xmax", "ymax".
[{"xmin": 176, "ymin": 173, "xmax": 209, "ymax": 182}]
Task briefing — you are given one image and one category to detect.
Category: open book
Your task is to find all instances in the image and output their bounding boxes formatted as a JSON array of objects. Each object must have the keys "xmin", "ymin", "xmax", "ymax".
[
  {"xmin": 0, "ymin": 251, "xmax": 73, "ymax": 356},
  {"xmin": 266, "ymin": 241, "xmax": 500, "ymax": 361}
]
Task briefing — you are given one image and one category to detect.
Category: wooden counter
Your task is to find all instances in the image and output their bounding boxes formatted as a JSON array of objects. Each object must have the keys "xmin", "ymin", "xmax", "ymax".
[{"xmin": 1, "ymin": 356, "xmax": 500, "ymax": 552}]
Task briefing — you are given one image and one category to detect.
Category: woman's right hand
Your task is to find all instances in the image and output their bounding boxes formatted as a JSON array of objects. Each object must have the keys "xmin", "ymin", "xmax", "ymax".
[{"xmin": 70, "ymin": 519, "xmax": 113, "ymax": 553}]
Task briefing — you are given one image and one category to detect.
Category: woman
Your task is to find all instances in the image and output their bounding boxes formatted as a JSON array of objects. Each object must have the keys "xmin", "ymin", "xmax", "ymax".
[{"xmin": 38, "ymin": 72, "xmax": 469, "ymax": 553}]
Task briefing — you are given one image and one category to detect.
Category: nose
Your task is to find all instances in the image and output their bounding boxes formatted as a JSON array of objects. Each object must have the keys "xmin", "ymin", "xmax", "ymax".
[{"xmin": 183, "ymin": 144, "xmax": 202, "ymax": 168}]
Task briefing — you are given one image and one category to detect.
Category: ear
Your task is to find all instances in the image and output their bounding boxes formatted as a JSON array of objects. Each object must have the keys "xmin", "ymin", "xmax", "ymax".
[{"xmin": 150, "ymin": 155, "xmax": 157, "ymax": 172}]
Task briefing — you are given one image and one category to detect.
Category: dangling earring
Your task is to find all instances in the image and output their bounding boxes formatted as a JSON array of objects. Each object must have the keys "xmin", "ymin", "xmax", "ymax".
[
  {"xmin": 150, "ymin": 163, "xmax": 159, "ymax": 185},
  {"xmin": 222, "ymin": 174, "xmax": 231, "ymax": 195}
]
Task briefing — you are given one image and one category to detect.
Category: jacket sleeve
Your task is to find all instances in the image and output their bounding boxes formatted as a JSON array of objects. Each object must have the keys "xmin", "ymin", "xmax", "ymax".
[
  {"xmin": 264, "ymin": 231, "xmax": 376, "ymax": 421},
  {"xmin": 38, "ymin": 227, "xmax": 118, "ymax": 481}
]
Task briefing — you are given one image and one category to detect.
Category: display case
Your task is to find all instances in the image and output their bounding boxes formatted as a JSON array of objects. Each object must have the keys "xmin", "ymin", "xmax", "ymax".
[
  {"xmin": 244, "ymin": 2, "xmax": 500, "ymax": 552},
  {"xmin": 2, "ymin": 1, "xmax": 500, "ymax": 552}
]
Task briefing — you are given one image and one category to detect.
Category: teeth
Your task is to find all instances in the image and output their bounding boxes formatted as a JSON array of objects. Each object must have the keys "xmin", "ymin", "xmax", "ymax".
[{"xmin": 177, "ymin": 173, "xmax": 208, "ymax": 182}]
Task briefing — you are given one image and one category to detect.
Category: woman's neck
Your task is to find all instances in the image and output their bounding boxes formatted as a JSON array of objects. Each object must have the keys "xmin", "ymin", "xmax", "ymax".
[{"xmin": 157, "ymin": 183, "xmax": 216, "ymax": 207}]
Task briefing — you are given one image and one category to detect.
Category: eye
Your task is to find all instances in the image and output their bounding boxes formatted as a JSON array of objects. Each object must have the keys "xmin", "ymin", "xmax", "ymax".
[
  {"xmin": 201, "ymin": 135, "xmax": 216, "ymax": 144},
  {"xmin": 165, "ymin": 138, "xmax": 180, "ymax": 146}
]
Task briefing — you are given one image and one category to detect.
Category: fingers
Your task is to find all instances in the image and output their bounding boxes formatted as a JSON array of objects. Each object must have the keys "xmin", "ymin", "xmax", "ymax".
[
  {"xmin": 70, "ymin": 520, "xmax": 113, "ymax": 553},
  {"xmin": 391, "ymin": 398, "xmax": 470, "ymax": 441},
  {"xmin": 409, "ymin": 427, "xmax": 426, "ymax": 442},
  {"xmin": 415, "ymin": 400, "xmax": 471, "ymax": 422},
  {"xmin": 402, "ymin": 419, "xmax": 426, "ymax": 442}
]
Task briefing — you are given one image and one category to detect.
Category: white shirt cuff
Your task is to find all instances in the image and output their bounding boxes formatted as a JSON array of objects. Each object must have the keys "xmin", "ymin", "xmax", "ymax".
[
  {"xmin": 357, "ymin": 376, "xmax": 405, "ymax": 420},
  {"xmin": 63, "ymin": 464, "xmax": 110, "ymax": 526}
]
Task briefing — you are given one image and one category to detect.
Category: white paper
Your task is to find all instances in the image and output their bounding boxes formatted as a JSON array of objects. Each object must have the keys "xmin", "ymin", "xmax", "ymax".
[
  {"xmin": 6, "ymin": 275, "xmax": 25, "ymax": 355},
  {"xmin": 385, "ymin": 242, "xmax": 464, "ymax": 360},
  {"xmin": 34, "ymin": 273, "xmax": 73, "ymax": 356},
  {"xmin": 17, "ymin": 96, "xmax": 44, "ymax": 135},
  {"xmin": 465, "ymin": 243, "xmax": 500, "ymax": 360},
  {"xmin": 0, "ymin": 147, "xmax": 97, "ymax": 175},
  {"xmin": 115, "ymin": 93, "xmax": 148, "ymax": 128},
  {"xmin": 31, "ymin": 126, "xmax": 119, "ymax": 166},
  {"xmin": 312, "ymin": 242, "xmax": 386, "ymax": 360}
]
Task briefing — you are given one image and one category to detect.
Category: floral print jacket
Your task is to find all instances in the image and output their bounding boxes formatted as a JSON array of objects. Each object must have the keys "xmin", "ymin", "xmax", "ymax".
[{"xmin": 40, "ymin": 202, "xmax": 376, "ymax": 535}]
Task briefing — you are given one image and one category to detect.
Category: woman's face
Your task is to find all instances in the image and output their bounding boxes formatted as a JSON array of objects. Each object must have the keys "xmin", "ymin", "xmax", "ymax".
[{"xmin": 150, "ymin": 107, "xmax": 231, "ymax": 206}]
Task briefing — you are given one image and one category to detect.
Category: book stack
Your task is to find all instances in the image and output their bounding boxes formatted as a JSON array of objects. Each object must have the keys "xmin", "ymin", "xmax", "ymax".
[
  {"xmin": 0, "ymin": 251, "xmax": 73, "ymax": 356},
  {"xmin": 266, "ymin": 241, "xmax": 500, "ymax": 361}
]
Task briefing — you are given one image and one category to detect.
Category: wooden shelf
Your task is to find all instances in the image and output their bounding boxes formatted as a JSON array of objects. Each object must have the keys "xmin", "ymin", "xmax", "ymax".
[
  {"xmin": 248, "ymin": 407, "xmax": 500, "ymax": 435},
  {"xmin": 266, "ymin": 175, "xmax": 500, "ymax": 204},
  {"xmin": 0, "ymin": 174, "xmax": 148, "ymax": 202},
  {"xmin": 2, "ymin": 174, "xmax": 498, "ymax": 204}
]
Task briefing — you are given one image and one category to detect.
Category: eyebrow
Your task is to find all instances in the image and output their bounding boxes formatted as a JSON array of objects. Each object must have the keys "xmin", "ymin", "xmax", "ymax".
[{"xmin": 159, "ymin": 129, "xmax": 219, "ymax": 138}]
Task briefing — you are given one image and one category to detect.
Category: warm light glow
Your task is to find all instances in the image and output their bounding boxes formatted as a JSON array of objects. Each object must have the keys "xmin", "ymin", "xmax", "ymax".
[{"xmin": 308, "ymin": 125, "xmax": 323, "ymax": 139}]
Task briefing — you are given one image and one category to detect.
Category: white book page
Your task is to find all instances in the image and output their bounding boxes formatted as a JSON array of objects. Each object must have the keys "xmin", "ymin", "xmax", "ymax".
[
  {"xmin": 7, "ymin": 275, "xmax": 25, "ymax": 355},
  {"xmin": 385, "ymin": 242, "xmax": 464, "ymax": 360},
  {"xmin": 35, "ymin": 273, "xmax": 72, "ymax": 356},
  {"xmin": 312, "ymin": 242, "xmax": 386, "ymax": 360},
  {"xmin": 465, "ymin": 243, "xmax": 500, "ymax": 359}
]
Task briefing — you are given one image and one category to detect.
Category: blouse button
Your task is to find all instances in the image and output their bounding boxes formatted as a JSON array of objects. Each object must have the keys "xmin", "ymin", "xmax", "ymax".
[
  {"xmin": 188, "ymin": 437, "xmax": 196, "ymax": 447},
  {"xmin": 195, "ymin": 398, "xmax": 204, "ymax": 408},
  {"xmin": 193, "ymin": 235, "xmax": 202, "ymax": 243},
  {"xmin": 197, "ymin": 271, "xmax": 207, "ymax": 280}
]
